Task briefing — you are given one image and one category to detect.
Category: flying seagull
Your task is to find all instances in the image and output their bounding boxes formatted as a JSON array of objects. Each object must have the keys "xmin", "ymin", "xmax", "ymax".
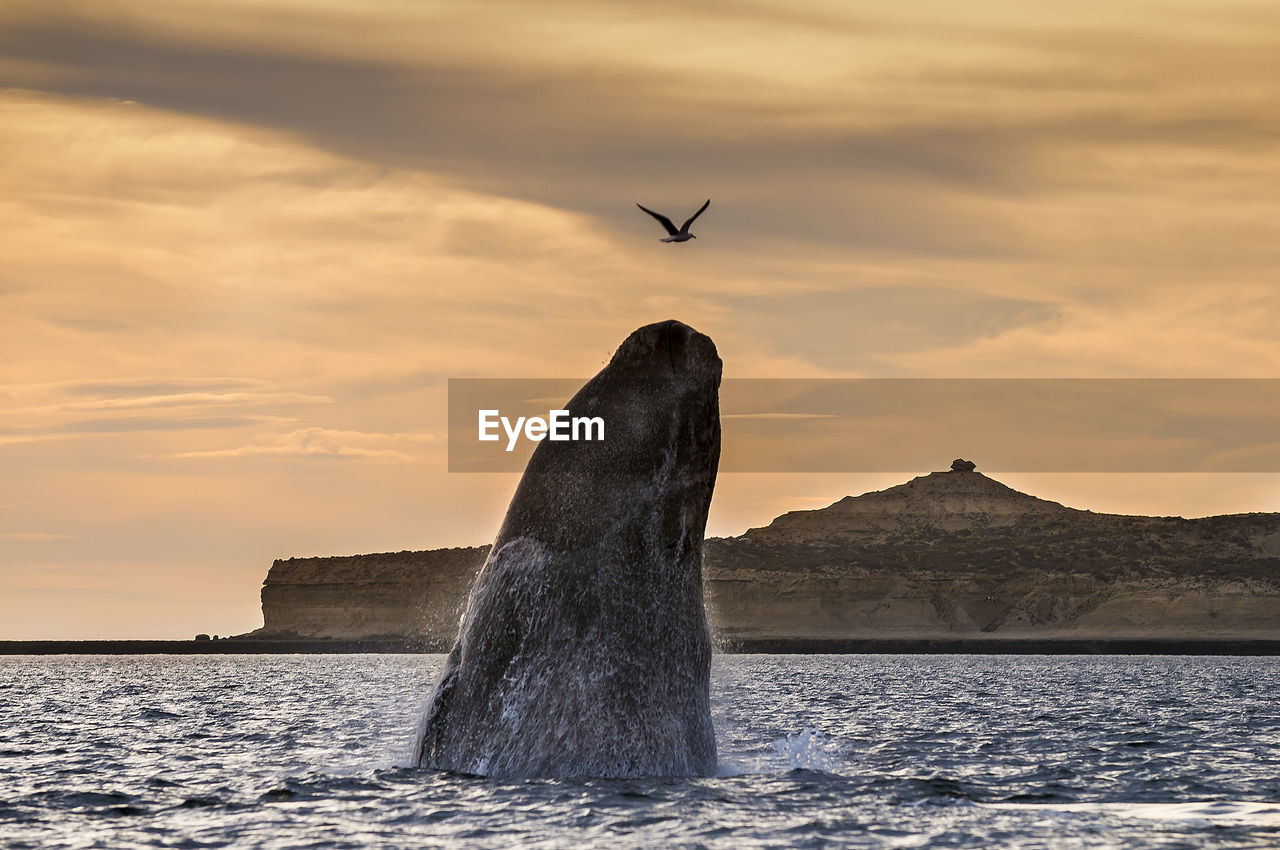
[{"xmin": 636, "ymin": 199, "xmax": 710, "ymax": 242}]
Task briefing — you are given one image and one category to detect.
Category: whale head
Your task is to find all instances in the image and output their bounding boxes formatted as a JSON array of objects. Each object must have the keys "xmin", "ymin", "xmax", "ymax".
[{"xmin": 498, "ymin": 319, "xmax": 721, "ymax": 552}]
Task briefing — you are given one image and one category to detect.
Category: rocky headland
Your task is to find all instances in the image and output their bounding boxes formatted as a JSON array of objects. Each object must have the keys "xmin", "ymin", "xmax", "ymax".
[{"xmin": 250, "ymin": 467, "xmax": 1280, "ymax": 646}]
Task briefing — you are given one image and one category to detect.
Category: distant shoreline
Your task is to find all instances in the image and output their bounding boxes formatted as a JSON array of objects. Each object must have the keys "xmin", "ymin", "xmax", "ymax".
[{"xmin": 4, "ymin": 638, "xmax": 1280, "ymax": 655}]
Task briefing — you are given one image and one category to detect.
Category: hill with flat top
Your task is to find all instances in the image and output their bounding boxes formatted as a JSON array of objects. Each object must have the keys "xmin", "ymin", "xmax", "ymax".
[{"xmin": 705, "ymin": 469, "xmax": 1280, "ymax": 642}]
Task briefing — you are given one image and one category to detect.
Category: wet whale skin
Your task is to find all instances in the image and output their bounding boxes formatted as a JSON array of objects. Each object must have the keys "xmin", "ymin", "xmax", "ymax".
[{"xmin": 418, "ymin": 319, "xmax": 722, "ymax": 778}]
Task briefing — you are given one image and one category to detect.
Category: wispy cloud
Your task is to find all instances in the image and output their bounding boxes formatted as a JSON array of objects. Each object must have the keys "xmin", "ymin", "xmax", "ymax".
[
  {"xmin": 8, "ymin": 391, "xmax": 331, "ymax": 416},
  {"xmin": 169, "ymin": 427, "xmax": 436, "ymax": 462},
  {"xmin": 0, "ymin": 416, "xmax": 284, "ymax": 446},
  {"xmin": 0, "ymin": 374, "xmax": 331, "ymax": 448},
  {"xmin": 15, "ymin": 377, "xmax": 270, "ymax": 397}
]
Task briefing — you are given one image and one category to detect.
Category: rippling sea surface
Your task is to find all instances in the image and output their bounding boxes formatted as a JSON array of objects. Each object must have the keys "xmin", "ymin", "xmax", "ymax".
[{"xmin": 2, "ymin": 654, "xmax": 1279, "ymax": 848}]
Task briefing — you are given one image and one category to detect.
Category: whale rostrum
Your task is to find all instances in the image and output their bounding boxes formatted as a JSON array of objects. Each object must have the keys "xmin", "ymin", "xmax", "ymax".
[{"xmin": 417, "ymin": 319, "xmax": 722, "ymax": 778}]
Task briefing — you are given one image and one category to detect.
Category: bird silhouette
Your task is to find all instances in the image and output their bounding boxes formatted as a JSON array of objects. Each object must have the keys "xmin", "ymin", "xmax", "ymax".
[{"xmin": 636, "ymin": 199, "xmax": 710, "ymax": 242}]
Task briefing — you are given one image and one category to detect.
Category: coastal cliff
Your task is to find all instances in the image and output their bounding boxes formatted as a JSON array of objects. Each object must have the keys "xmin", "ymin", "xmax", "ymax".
[
  {"xmin": 706, "ymin": 470, "xmax": 1280, "ymax": 642},
  {"xmin": 257, "ymin": 547, "xmax": 487, "ymax": 642},
  {"xmin": 250, "ymin": 470, "xmax": 1280, "ymax": 643}
]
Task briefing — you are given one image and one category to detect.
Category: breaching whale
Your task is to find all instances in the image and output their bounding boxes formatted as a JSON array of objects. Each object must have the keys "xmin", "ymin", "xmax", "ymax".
[{"xmin": 417, "ymin": 319, "xmax": 722, "ymax": 778}]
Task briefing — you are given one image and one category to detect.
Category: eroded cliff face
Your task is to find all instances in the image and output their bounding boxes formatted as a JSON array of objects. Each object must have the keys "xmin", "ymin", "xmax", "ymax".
[
  {"xmin": 255, "ymin": 548, "xmax": 487, "ymax": 642},
  {"xmin": 251, "ymin": 471, "xmax": 1280, "ymax": 642}
]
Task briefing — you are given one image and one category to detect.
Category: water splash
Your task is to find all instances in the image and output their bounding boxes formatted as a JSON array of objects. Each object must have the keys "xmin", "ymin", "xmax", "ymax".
[{"xmin": 773, "ymin": 727, "xmax": 842, "ymax": 772}]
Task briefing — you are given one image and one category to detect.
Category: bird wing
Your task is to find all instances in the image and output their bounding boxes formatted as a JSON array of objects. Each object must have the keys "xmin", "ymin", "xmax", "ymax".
[
  {"xmin": 636, "ymin": 203, "xmax": 679, "ymax": 236},
  {"xmin": 679, "ymin": 199, "xmax": 711, "ymax": 233}
]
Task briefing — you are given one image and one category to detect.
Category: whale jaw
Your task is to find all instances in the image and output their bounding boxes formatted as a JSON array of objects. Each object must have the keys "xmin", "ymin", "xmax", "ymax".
[{"xmin": 660, "ymin": 233, "xmax": 695, "ymax": 243}]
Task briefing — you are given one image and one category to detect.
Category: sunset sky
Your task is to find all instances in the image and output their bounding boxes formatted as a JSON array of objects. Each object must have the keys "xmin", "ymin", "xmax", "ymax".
[{"xmin": 3, "ymin": 0, "xmax": 1280, "ymax": 639}]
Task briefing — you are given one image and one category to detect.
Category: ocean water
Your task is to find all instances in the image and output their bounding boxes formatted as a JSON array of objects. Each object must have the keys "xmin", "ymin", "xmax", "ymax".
[{"xmin": 1, "ymin": 654, "xmax": 1278, "ymax": 849}]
